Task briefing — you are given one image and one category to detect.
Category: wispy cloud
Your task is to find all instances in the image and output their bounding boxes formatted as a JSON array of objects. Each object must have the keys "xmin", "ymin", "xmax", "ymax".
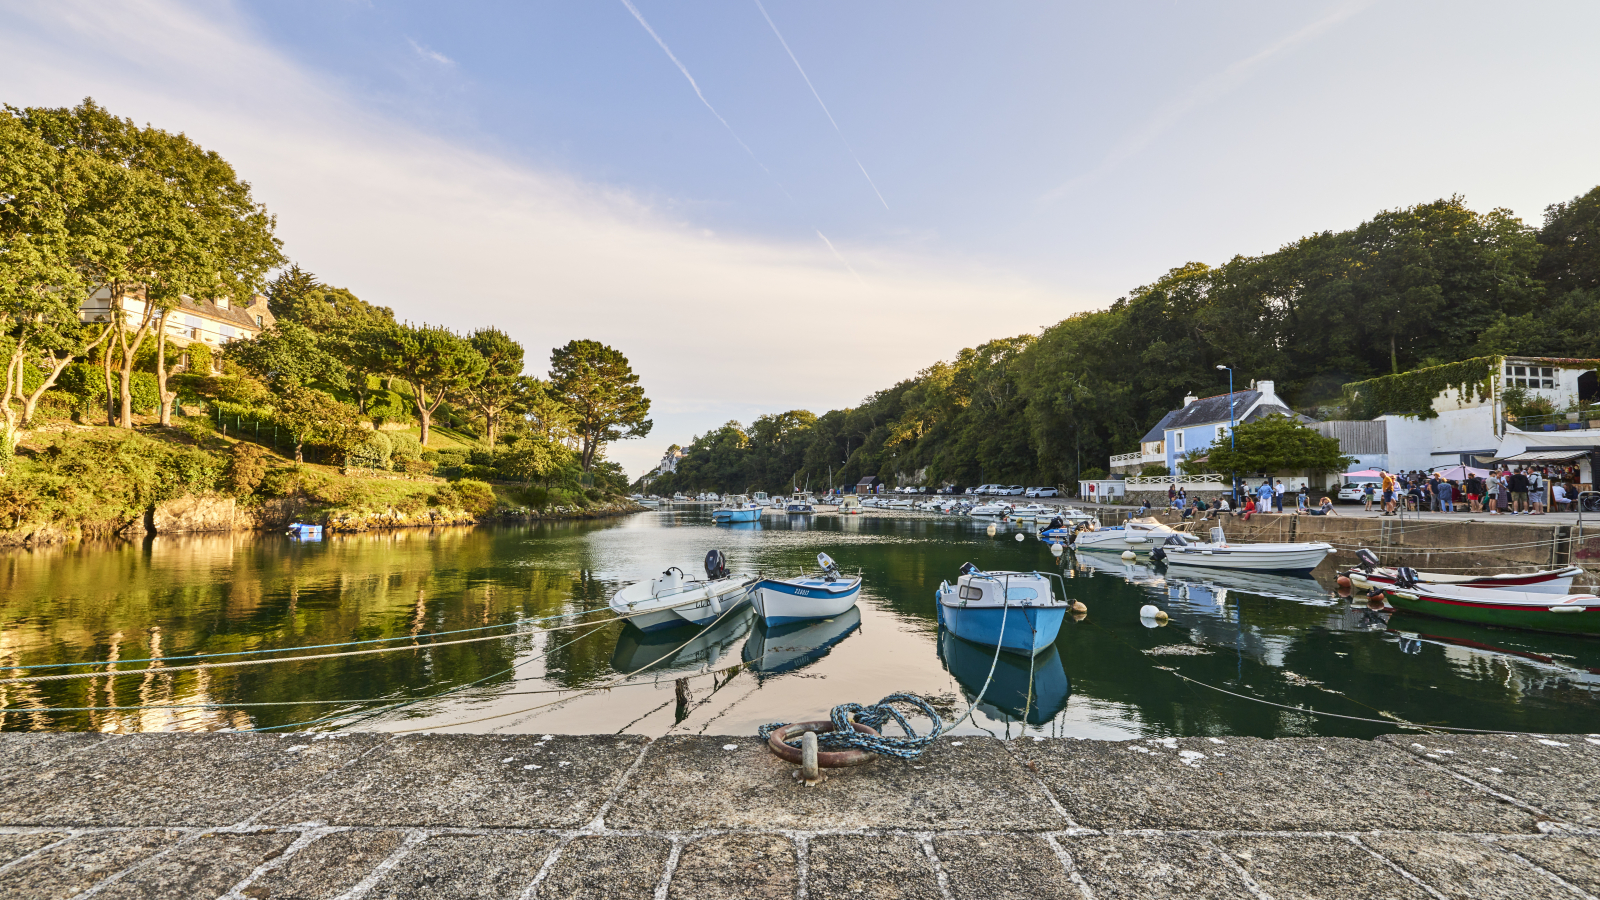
[
  {"xmin": 816, "ymin": 230, "xmax": 864, "ymax": 285},
  {"xmin": 0, "ymin": 0, "xmax": 1075, "ymax": 474},
  {"xmin": 1041, "ymin": 1, "xmax": 1372, "ymax": 201},
  {"xmin": 754, "ymin": 0, "xmax": 889, "ymax": 212},
  {"xmin": 406, "ymin": 37, "xmax": 454, "ymax": 67}
]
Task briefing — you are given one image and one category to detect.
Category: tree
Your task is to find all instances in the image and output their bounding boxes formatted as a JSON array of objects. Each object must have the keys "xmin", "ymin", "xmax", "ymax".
[
  {"xmin": 230, "ymin": 320, "xmax": 347, "ymax": 393},
  {"xmin": 1200, "ymin": 414, "xmax": 1353, "ymax": 477},
  {"xmin": 459, "ymin": 327, "xmax": 527, "ymax": 447},
  {"xmin": 548, "ymin": 339, "xmax": 651, "ymax": 471},
  {"xmin": 273, "ymin": 380, "xmax": 366, "ymax": 464},
  {"xmin": 384, "ymin": 324, "xmax": 484, "ymax": 447},
  {"xmin": 10, "ymin": 99, "xmax": 284, "ymax": 428}
]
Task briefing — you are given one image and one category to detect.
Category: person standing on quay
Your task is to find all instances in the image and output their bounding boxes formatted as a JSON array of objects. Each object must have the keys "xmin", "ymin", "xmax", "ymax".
[
  {"xmin": 1381, "ymin": 470, "xmax": 1397, "ymax": 516},
  {"xmin": 1257, "ymin": 479, "xmax": 1274, "ymax": 514},
  {"xmin": 1508, "ymin": 468, "xmax": 1530, "ymax": 515},
  {"xmin": 1274, "ymin": 480, "xmax": 1285, "ymax": 512}
]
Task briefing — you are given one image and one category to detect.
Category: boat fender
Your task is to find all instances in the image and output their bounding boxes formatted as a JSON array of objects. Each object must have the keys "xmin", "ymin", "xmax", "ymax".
[
  {"xmin": 1014, "ymin": 533, "xmax": 1025, "ymax": 542},
  {"xmin": 1367, "ymin": 595, "xmax": 1387, "ymax": 611},
  {"xmin": 1391, "ymin": 591, "xmax": 1418, "ymax": 602},
  {"xmin": 1050, "ymin": 543, "xmax": 1065, "ymax": 557},
  {"xmin": 1550, "ymin": 605, "xmax": 1583, "ymax": 614},
  {"xmin": 1121, "ymin": 551, "xmax": 1136, "ymax": 560},
  {"xmin": 1336, "ymin": 575, "xmax": 1352, "ymax": 590},
  {"xmin": 987, "ymin": 524, "xmax": 997, "ymax": 537},
  {"xmin": 1071, "ymin": 600, "xmax": 1087, "ymax": 613}
]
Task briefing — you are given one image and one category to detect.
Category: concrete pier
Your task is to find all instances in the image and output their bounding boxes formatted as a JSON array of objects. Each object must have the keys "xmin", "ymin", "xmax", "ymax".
[{"xmin": 3, "ymin": 731, "xmax": 1599, "ymax": 898}]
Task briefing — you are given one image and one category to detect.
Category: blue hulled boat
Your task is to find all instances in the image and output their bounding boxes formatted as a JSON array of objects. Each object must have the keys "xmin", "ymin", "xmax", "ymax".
[{"xmin": 935, "ymin": 564, "xmax": 1068, "ymax": 656}]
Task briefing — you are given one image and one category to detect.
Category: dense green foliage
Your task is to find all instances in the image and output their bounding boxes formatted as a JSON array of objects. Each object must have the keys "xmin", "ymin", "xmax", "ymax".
[
  {"xmin": 1191, "ymin": 415, "xmax": 1353, "ymax": 477},
  {"xmin": 649, "ymin": 189, "xmax": 1600, "ymax": 496},
  {"xmin": 1341, "ymin": 357, "xmax": 1497, "ymax": 420}
]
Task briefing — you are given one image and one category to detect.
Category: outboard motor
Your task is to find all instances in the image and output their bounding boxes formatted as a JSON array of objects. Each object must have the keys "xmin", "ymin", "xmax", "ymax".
[
  {"xmin": 1355, "ymin": 548, "xmax": 1380, "ymax": 573},
  {"xmin": 1049, "ymin": 516, "xmax": 1064, "ymax": 530},
  {"xmin": 1395, "ymin": 566, "xmax": 1421, "ymax": 590},
  {"xmin": 704, "ymin": 549, "xmax": 729, "ymax": 580},
  {"xmin": 959, "ymin": 561, "xmax": 979, "ymax": 576},
  {"xmin": 817, "ymin": 552, "xmax": 841, "ymax": 581},
  {"xmin": 1150, "ymin": 545, "xmax": 1166, "ymax": 562}
]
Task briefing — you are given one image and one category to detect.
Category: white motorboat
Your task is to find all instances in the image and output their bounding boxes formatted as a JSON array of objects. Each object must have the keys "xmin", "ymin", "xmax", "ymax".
[
  {"xmin": 608, "ymin": 550, "xmax": 756, "ymax": 633},
  {"xmin": 887, "ymin": 498, "xmax": 914, "ymax": 509},
  {"xmin": 968, "ymin": 502, "xmax": 1012, "ymax": 517},
  {"xmin": 785, "ymin": 492, "xmax": 815, "ymax": 514},
  {"xmin": 752, "ymin": 553, "xmax": 863, "ymax": 624},
  {"xmin": 1153, "ymin": 527, "xmax": 1332, "ymax": 577},
  {"xmin": 1342, "ymin": 549, "xmax": 1584, "ymax": 595},
  {"xmin": 1070, "ymin": 516, "xmax": 1184, "ymax": 553},
  {"xmin": 840, "ymin": 496, "xmax": 863, "ymax": 515}
]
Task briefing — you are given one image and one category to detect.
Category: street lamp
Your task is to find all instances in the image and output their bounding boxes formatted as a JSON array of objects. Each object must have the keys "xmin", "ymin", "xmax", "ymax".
[{"xmin": 1217, "ymin": 364, "xmax": 1238, "ymax": 505}]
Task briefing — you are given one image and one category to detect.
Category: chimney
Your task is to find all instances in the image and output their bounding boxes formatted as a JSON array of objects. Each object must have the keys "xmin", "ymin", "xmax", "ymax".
[
  {"xmin": 1183, "ymin": 393, "xmax": 1199, "ymax": 407},
  {"xmin": 1256, "ymin": 380, "xmax": 1276, "ymax": 402},
  {"xmin": 216, "ymin": 296, "xmax": 230, "ymax": 310}
]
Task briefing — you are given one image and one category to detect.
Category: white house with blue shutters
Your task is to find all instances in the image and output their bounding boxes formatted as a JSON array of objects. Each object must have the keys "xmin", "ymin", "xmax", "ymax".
[{"xmin": 1153, "ymin": 380, "xmax": 1301, "ymax": 472}]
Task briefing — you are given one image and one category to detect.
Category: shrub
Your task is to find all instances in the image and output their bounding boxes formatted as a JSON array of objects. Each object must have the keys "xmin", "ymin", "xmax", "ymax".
[
  {"xmin": 397, "ymin": 456, "xmax": 435, "ymax": 475},
  {"xmin": 389, "ymin": 432, "xmax": 424, "ymax": 463},
  {"xmin": 430, "ymin": 478, "xmax": 498, "ymax": 516},
  {"xmin": 349, "ymin": 431, "xmax": 393, "ymax": 471},
  {"xmin": 225, "ymin": 443, "xmax": 272, "ymax": 496},
  {"xmin": 1139, "ymin": 464, "xmax": 1170, "ymax": 477}
]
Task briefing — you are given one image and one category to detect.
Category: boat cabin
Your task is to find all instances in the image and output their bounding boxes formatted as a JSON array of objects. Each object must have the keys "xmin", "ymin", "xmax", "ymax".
[{"xmin": 949, "ymin": 571, "xmax": 1057, "ymax": 608}]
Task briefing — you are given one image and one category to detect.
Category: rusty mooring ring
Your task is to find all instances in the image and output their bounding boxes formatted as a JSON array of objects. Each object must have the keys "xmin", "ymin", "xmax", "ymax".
[{"xmin": 766, "ymin": 720, "xmax": 880, "ymax": 768}]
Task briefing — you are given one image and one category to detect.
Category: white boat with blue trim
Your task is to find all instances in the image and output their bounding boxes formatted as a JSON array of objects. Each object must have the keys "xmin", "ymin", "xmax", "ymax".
[
  {"xmin": 608, "ymin": 550, "xmax": 756, "ymax": 633},
  {"xmin": 711, "ymin": 496, "xmax": 763, "ymax": 524},
  {"xmin": 752, "ymin": 553, "xmax": 862, "ymax": 624},
  {"xmin": 936, "ymin": 564, "xmax": 1069, "ymax": 656}
]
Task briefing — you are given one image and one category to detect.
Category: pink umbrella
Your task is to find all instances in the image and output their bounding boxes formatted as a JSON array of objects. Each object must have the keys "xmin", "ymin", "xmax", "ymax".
[{"xmin": 1431, "ymin": 464, "xmax": 1489, "ymax": 481}]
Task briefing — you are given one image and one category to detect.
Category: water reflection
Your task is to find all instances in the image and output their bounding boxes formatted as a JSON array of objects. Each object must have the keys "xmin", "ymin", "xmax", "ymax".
[{"xmin": 2, "ymin": 510, "xmax": 1598, "ymax": 738}]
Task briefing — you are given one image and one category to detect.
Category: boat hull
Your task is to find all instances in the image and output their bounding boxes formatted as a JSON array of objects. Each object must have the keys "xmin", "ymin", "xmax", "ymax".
[
  {"xmin": 742, "ymin": 606, "xmax": 862, "ymax": 674},
  {"xmin": 609, "ymin": 575, "xmax": 756, "ymax": 633},
  {"xmin": 1351, "ymin": 566, "xmax": 1582, "ymax": 595},
  {"xmin": 1163, "ymin": 543, "xmax": 1331, "ymax": 576},
  {"xmin": 936, "ymin": 597, "xmax": 1065, "ymax": 655},
  {"xmin": 712, "ymin": 508, "xmax": 761, "ymax": 523},
  {"xmin": 752, "ymin": 577, "xmax": 861, "ymax": 625},
  {"xmin": 1384, "ymin": 589, "xmax": 1600, "ymax": 636}
]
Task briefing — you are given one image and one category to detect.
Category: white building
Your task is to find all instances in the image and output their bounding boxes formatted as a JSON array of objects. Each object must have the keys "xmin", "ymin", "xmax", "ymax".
[
  {"xmin": 652, "ymin": 446, "xmax": 686, "ymax": 477},
  {"xmin": 1109, "ymin": 380, "xmax": 1305, "ymax": 475},
  {"xmin": 80, "ymin": 287, "xmax": 274, "ymax": 369},
  {"xmin": 1341, "ymin": 356, "xmax": 1599, "ymax": 482}
]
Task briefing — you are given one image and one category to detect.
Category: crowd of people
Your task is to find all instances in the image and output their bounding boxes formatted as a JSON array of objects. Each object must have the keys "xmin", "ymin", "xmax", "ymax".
[
  {"xmin": 1363, "ymin": 466, "xmax": 1586, "ymax": 516},
  {"xmin": 1153, "ymin": 465, "xmax": 1590, "ymax": 521}
]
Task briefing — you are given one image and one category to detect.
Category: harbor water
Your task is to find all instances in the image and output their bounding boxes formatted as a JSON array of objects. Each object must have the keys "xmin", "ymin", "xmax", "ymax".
[{"xmin": 3, "ymin": 507, "xmax": 1598, "ymax": 738}]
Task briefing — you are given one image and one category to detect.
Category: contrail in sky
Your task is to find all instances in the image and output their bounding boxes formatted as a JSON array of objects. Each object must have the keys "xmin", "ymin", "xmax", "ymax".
[
  {"xmin": 618, "ymin": 0, "xmax": 783, "ymax": 190},
  {"xmin": 816, "ymin": 230, "xmax": 865, "ymax": 286},
  {"xmin": 619, "ymin": 0, "xmax": 864, "ymax": 283},
  {"xmin": 754, "ymin": 0, "xmax": 889, "ymax": 212}
]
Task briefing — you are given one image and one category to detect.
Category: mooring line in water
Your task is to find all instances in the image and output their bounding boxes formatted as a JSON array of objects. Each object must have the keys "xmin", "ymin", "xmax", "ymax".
[
  {"xmin": 0, "ymin": 605, "xmax": 691, "ymax": 686},
  {"xmin": 386, "ymin": 599, "xmax": 758, "ymax": 734},
  {"xmin": 2, "ymin": 605, "xmax": 619, "ymax": 672},
  {"xmin": 1153, "ymin": 666, "xmax": 1572, "ymax": 736}
]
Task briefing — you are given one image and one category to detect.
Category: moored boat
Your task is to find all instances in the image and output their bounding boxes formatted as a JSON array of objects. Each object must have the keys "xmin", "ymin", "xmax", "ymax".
[
  {"xmin": 711, "ymin": 497, "xmax": 763, "ymax": 524},
  {"xmin": 608, "ymin": 550, "xmax": 756, "ymax": 632},
  {"xmin": 840, "ymin": 496, "xmax": 863, "ymax": 515},
  {"xmin": 1344, "ymin": 549, "xmax": 1584, "ymax": 595},
  {"xmin": 785, "ymin": 492, "xmax": 815, "ymax": 514},
  {"xmin": 752, "ymin": 553, "xmax": 862, "ymax": 624},
  {"xmin": 1154, "ymin": 527, "xmax": 1332, "ymax": 576},
  {"xmin": 1070, "ymin": 517, "xmax": 1184, "ymax": 553},
  {"xmin": 1375, "ymin": 570, "xmax": 1600, "ymax": 636},
  {"xmin": 935, "ymin": 564, "xmax": 1069, "ymax": 656}
]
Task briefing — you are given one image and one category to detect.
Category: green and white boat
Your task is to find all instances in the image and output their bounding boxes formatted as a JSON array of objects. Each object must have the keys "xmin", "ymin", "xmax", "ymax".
[{"xmin": 1379, "ymin": 580, "xmax": 1600, "ymax": 636}]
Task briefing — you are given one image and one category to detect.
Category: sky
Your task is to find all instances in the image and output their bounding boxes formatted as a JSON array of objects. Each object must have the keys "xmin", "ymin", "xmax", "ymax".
[{"xmin": 3, "ymin": 1, "xmax": 1598, "ymax": 476}]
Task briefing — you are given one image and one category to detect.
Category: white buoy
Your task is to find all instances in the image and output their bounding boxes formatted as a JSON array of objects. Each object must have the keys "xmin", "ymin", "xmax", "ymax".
[
  {"xmin": 1121, "ymin": 550, "xmax": 1136, "ymax": 560},
  {"xmin": 987, "ymin": 524, "xmax": 997, "ymax": 537},
  {"xmin": 1014, "ymin": 533, "xmax": 1025, "ymax": 542},
  {"xmin": 1139, "ymin": 604, "xmax": 1171, "ymax": 625},
  {"xmin": 1050, "ymin": 543, "xmax": 1065, "ymax": 557}
]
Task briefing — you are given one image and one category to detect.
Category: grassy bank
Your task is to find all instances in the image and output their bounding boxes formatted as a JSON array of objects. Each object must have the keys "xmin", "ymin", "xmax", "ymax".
[{"xmin": 0, "ymin": 423, "xmax": 631, "ymax": 545}]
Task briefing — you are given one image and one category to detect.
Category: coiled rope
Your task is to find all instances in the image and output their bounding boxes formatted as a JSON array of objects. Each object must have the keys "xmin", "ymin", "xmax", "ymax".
[{"xmin": 758, "ymin": 693, "xmax": 944, "ymax": 758}]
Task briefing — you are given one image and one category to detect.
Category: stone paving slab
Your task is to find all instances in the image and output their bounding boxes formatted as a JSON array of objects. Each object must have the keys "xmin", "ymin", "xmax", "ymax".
[
  {"xmin": 805, "ymin": 834, "xmax": 943, "ymax": 900},
  {"xmin": 1215, "ymin": 835, "xmax": 1432, "ymax": 899},
  {"xmin": 1381, "ymin": 733, "xmax": 1600, "ymax": 826},
  {"xmin": 0, "ymin": 733, "xmax": 108, "ymax": 775},
  {"xmin": 0, "ymin": 831, "xmax": 69, "ymax": 867},
  {"xmin": 607, "ymin": 735, "xmax": 1064, "ymax": 831},
  {"xmin": 0, "ymin": 828, "xmax": 186, "ymax": 900},
  {"xmin": 241, "ymin": 829, "xmax": 408, "ymax": 900},
  {"xmin": 272, "ymin": 734, "xmax": 647, "ymax": 828},
  {"xmin": 668, "ymin": 833, "xmax": 797, "ymax": 900},
  {"xmin": 0, "ymin": 733, "xmax": 379, "ymax": 827},
  {"xmin": 2, "ymin": 733, "xmax": 1599, "ymax": 899},
  {"xmin": 933, "ymin": 834, "xmax": 1082, "ymax": 900},
  {"xmin": 96, "ymin": 831, "xmax": 298, "ymax": 900},
  {"xmin": 1019, "ymin": 735, "xmax": 1537, "ymax": 832},
  {"xmin": 1060, "ymin": 835, "xmax": 1254, "ymax": 899},
  {"xmin": 1501, "ymin": 836, "xmax": 1600, "ymax": 896},
  {"xmin": 365, "ymin": 832, "xmax": 555, "ymax": 900},
  {"xmin": 1362, "ymin": 833, "xmax": 1575, "ymax": 900},
  {"xmin": 539, "ymin": 834, "xmax": 671, "ymax": 900}
]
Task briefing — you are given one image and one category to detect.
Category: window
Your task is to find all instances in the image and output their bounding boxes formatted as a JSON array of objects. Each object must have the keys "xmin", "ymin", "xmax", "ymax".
[
  {"xmin": 1506, "ymin": 364, "xmax": 1555, "ymax": 389},
  {"xmin": 958, "ymin": 585, "xmax": 984, "ymax": 601},
  {"xmin": 1174, "ymin": 432, "xmax": 1184, "ymax": 451},
  {"xmin": 255, "ymin": 315, "xmax": 263, "ymax": 327},
  {"xmin": 1005, "ymin": 587, "xmax": 1039, "ymax": 601}
]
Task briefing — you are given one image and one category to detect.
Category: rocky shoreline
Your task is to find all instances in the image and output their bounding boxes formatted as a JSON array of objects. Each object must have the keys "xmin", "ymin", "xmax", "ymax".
[{"xmin": 0, "ymin": 496, "xmax": 647, "ymax": 547}]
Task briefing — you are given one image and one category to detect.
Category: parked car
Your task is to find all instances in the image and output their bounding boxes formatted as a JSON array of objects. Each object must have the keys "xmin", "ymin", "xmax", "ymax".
[
  {"xmin": 1024, "ymin": 486, "xmax": 1060, "ymax": 498},
  {"xmin": 1000, "ymin": 485, "xmax": 1026, "ymax": 496},
  {"xmin": 1337, "ymin": 478, "xmax": 1382, "ymax": 503}
]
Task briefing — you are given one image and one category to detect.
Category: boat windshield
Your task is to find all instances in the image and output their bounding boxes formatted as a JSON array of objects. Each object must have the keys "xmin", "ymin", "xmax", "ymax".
[{"xmin": 1006, "ymin": 587, "xmax": 1039, "ymax": 601}]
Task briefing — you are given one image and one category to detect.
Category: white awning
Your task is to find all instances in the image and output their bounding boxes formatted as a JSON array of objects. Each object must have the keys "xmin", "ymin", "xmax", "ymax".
[{"xmin": 1492, "ymin": 449, "xmax": 1592, "ymax": 464}]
